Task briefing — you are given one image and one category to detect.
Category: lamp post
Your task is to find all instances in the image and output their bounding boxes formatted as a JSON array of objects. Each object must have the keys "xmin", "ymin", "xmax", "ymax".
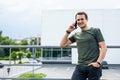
[{"xmin": 32, "ymin": 38, "xmax": 35, "ymax": 77}]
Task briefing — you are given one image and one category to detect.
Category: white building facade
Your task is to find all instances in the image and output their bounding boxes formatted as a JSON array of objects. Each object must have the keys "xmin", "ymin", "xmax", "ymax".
[{"xmin": 41, "ymin": 9, "xmax": 120, "ymax": 64}]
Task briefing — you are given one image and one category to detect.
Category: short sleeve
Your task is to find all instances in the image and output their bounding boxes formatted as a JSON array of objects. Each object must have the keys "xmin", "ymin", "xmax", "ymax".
[
  {"xmin": 69, "ymin": 35, "xmax": 76, "ymax": 43},
  {"xmin": 94, "ymin": 28, "xmax": 104, "ymax": 42}
]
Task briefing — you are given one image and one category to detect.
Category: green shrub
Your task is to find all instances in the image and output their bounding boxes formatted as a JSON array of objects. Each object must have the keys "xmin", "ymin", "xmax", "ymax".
[
  {"xmin": 18, "ymin": 73, "xmax": 46, "ymax": 78},
  {"xmin": 0, "ymin": 57, "xmax": 9, "ymax": 60}
]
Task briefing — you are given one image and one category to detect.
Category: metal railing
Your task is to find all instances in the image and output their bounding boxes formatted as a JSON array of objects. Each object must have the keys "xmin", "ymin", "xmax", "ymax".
[{"xmin": 0, "ymin": 45, "xmax": 120, "ymax": 80}]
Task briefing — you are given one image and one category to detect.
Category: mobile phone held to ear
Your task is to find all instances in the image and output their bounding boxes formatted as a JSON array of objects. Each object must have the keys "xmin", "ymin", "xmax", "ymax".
[{"xmin": 74, "ymin": 21, "xmax": 77, "ymax": 29}]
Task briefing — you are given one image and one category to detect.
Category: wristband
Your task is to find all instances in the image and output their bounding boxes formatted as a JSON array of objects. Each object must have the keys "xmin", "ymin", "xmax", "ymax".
[
  {"xmin": 66, "ymin": 30, "xmax": 71, "ymax": 34},
  {"xmin": 96, "ymin": 61, "xmax": 101, "ymax": 65}
]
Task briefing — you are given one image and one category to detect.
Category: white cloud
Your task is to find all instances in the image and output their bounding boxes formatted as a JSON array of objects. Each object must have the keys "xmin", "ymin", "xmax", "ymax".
[
  {"xmin": 0, "ymin": 0, "xmax": 120, "ymax": 39},
  {"xmin": 1, "ymin": 0, "xmax": 120, "ymax": 14}
]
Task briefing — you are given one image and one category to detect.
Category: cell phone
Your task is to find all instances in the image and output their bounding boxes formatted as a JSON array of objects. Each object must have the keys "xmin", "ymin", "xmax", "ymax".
[{"xmin": 74, "ymin": 21, "xmax": 77, "ymax": 29}]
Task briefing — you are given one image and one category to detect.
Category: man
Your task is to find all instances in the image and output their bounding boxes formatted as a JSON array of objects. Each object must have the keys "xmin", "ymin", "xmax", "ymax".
[{"xmin": 60, "ymin": 12, "xmax": 107, "ymax": 80}]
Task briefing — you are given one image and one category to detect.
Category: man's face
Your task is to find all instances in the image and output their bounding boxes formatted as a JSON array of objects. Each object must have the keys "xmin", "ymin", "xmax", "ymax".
[{"xmin": 76, "ymin": 14, "xmax": 88, "ymax": 29}]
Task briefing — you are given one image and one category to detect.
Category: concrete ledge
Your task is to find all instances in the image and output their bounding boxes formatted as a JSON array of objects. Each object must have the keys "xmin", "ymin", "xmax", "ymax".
[
  {"xmin": 30, "ymin": 78, "xmax": 70, "ymax": 80},
  {"xmin": 29, "ymin": 78, "xmax": 107, "ymax": 80},
  {"xmin": 0, "ymin": 78, "xmax": 107, "ymax": 80}
]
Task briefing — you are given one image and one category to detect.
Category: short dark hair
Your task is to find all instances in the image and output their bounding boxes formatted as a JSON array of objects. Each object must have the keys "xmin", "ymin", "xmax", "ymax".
[{"xmin": 75, "ymin": 12, "xmax": 88, "ymax": 20}]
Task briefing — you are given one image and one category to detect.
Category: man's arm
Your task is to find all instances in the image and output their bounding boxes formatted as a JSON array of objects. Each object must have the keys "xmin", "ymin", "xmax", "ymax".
[
  {"xmin": 60, "ymin": 22, "xmax": 76, "ymax": 47},
  {"xmin": 88, "ymin": 41, "xmax": 107, "ymax": 67},
  {"xmin": 97, "ymin": 41, "xmax": 107, "ymax": 63},
  {"xmin": 60, "ymin": 32, "xmax": 72, "ymax": 47}
]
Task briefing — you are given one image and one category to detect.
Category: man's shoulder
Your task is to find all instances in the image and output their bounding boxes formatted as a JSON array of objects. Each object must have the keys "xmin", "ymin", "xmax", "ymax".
[
  {"xmin": 90, "ymin": 27, "xmax": 101, "ymax": 33},
  {"xmin": 91, "ymin": 27, "xmax": 100, "ymax": 30}
]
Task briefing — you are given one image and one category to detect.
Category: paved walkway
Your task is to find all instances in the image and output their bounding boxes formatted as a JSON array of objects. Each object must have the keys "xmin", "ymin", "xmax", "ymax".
[{"xmin": 34, "ymin": 64, "xmax": 120, "ymax": 80}]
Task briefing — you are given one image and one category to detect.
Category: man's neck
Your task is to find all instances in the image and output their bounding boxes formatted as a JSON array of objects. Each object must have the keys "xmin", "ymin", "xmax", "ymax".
[{"xmin": 81, "ymin": 26, "xmax": 90, "ymax": 31}]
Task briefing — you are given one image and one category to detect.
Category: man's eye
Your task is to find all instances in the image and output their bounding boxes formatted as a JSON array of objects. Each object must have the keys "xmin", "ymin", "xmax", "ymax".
[{"xmin": 77, "ymin": 18, "xmax": 84, "ymax": 21}]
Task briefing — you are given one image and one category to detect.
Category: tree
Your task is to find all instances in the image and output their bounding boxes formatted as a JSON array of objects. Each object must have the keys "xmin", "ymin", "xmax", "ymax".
[
  {"xmin": 11, "ymin": 39, "xmax": 28, "ymax": 53},
  {"xmin": 11, "ymin": 51, "xmax": 17, "ymax": 64},
  {"xmin": 26, "ymin": 51, "xmax": 32, "ymax": 58},
  {"xmin": 17, "ymin": 51, "xmax": 24, "ymax": 64},
  {"xmin": 0, "ymin": 31, "xmax": 12, "ymax": 56}
]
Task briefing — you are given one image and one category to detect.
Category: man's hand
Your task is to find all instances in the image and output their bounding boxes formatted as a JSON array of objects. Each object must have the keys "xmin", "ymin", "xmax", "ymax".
[
  {"xmin": 67, "ymin": 22, "xmax": 76, "ymax": 32},
  {"xmin": 88, "ymin": 62, "xmax": 101, "ymax": 68}
]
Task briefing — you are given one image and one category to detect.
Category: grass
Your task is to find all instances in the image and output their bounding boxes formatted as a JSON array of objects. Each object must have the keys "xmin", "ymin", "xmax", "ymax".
[{"xmin": 18, "ymin": 73, "xmax": 46, "ymax": 79}]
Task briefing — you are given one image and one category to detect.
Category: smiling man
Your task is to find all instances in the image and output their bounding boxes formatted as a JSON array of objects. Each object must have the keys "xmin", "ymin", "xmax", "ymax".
[{"xmin": 60, "ymin": 12, "xmax": 107, "ymax": 80}]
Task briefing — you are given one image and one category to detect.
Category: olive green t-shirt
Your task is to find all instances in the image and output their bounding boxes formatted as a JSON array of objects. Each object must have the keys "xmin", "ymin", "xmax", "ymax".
[{"xmin": 69, "ymin": 27, "xmax": 104, "ymax": 65}]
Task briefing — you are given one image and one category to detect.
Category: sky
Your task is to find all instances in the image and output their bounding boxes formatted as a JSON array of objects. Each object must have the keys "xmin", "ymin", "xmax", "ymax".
[{"xmin": 0, "ymin": 0, "xmax": 120, "ymax": 39}]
